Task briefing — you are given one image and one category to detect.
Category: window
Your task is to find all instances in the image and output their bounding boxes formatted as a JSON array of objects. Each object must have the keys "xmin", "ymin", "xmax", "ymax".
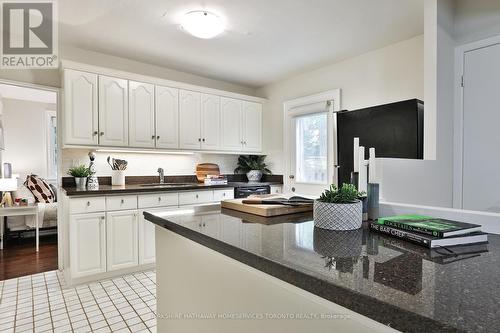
[
  {"xmin": 46, "ymin": 111, "xmax": 57, "ymax": 180},
  {"xmin": 295, "ymin": 112, "xmax": 328, "ymax": 184}
]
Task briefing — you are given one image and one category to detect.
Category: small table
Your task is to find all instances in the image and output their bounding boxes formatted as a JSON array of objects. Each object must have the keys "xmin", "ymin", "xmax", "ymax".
[{"xmin": 0, "ymin": 205, "xmax": 39, "ymax": 252}]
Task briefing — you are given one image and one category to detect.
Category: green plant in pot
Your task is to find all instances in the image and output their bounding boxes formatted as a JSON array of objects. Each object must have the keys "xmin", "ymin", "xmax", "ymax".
[
  {"xmin": 314, "ymin": 183, "xmax": 365, "ymax": 230},
  {"xmin": 68, "ymin": 165, "xmax": 91, "ymax": 188},
  {"xmin": 234, "ymin": 155, "xmax": 271, "ymax": 182}
]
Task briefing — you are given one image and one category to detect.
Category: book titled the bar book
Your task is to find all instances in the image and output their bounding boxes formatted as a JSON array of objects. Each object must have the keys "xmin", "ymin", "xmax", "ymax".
[
  {"xmin": 370, "ymin": 222, "xmax": 488, "ymax": 248},
  {"xmin": 376, "ymin": 215, "xmax": 481, "ymax": 238}
]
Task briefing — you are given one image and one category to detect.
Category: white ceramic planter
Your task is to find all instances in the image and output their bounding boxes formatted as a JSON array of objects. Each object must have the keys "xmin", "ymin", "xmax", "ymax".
[
  {"xmin": 111, "ymin": 170, "xmax": 126, "ymax": 186},
  {"xmin": 246, "ymin": 170, "xmax": 263, "ymax": 182},
  {"xmin": 313, "ymin": 200, "xmax": 363, "ymax": 230}
]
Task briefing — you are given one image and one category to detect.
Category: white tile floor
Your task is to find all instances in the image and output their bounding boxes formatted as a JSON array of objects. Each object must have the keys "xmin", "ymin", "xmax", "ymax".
[{"xmin": 0, "ymin": 270, "xmax": 157, "ymax": 333}]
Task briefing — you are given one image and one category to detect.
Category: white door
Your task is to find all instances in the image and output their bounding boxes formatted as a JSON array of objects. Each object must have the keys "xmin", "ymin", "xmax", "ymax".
[
  {"xmin": 69, "ymin": 213, "xmax": 106, "ymax": 278},
  {"xmin": 129, "ymin": 81, "xmax": 155, "ymax": 148},
  {"xmin": 220, "ymin": 97, "xmax": 242, "ymax": 151},
  {"xmin": 106, "ymin": 210, "xmax": 138, "ymax": 271},
  {"xmin": 179, "ymin": 90, "xmax": 201, "ymax": 149},
  {"xmin": 155, "ymin": 85, "xmax": 179, "ymax": 149},
  {"xmin": 242, "ymin": 101, "xmax": 262, "ymax": 152},
  {"xmin": 138, "ymin": 209, "xmax": 156, "ymax": 265},
  {"xmin": 64, "ymin": 69, "xmax": 98, "ymax": 145},
  {"xmin": 98, "ymin": 75, "xmax": 129, "ymax": 146},
  {"xmin": 201, "ymin": 94, "xmax": 221, "ymax": 150},
  {"xmin": 286, "ymin": 103, "xmax": 336, "ymax": 196},
  {"xmin": 462, "ymin": 42, "xmax": 500, "ymax": 212}
]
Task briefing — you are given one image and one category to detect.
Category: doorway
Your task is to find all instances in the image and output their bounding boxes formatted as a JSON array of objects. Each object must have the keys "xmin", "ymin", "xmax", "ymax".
[
  {"xmin": 284, "ymin": 90, "xmax": 340, "ymax": 196},
  {"xmin": 0, "ymin": 81, "xmax": 59, "ymax": 280}
]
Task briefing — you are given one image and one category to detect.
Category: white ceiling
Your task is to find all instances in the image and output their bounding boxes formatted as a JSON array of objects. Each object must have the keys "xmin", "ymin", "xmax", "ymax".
[
  {"xmin": 0, "ymin": 84, "xmax": 57, "ymax": 104},
  {"xmin": 58, "ymin": 0, "xmax": 424, "ymax": 88}
]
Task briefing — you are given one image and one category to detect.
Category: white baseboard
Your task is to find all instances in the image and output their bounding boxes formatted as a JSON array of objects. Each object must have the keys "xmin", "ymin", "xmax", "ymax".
[{"xmin": 380, "ymin": 201, "xmax": 500, "ymax": 235}]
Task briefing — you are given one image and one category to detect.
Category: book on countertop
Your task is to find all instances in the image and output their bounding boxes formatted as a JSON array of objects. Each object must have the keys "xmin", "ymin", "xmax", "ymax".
[
  {"xmin": 204, "ymin": 175, "xmax": 228, "ymax": 185},
  {"xmin": 370, "ymin": 222, "xmax": 488, "ymax": 248},
  {"xmin": 375, "ymin": 215, "xmax": 482, "ymax": 238}
]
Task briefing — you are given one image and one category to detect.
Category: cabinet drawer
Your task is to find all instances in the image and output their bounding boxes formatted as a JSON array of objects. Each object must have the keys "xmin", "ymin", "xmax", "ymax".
[
  {"xmin": 106, "ymin": 195, "xmax": 137, "ymax": 211},
  {"xmin": 213, "ymin": 189, "xmax": 234, "ymax": 201},
  {"xmin": 69, "ymin": 197, "xmax": 106, "ymax": 214},
  {"xmin": 270, "ymin": 185, "xmax": 283, "ymax": 194},
  {"xmin": 138, "ymin": 193, "xmax": 178, "ymax": 209},
  {"xmin": 179, "ymin": 190, "xmax": 214, "ymax": 205}
]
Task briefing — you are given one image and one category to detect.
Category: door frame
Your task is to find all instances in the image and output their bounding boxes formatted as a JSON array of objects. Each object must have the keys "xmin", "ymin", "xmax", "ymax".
[
  {"xmin": 453, "ymin": 35, "xmax": 500, "ymax": 209},
  {"xmin": 0, "ymin": 78, "xmax": 62, "ymax": 268},
  {"xmin": 283, "ymin": 89, "xmax": 341, "ymax": 194}
]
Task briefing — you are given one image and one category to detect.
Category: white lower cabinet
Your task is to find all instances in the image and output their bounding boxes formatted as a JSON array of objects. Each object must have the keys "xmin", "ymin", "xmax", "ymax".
[
  {"xmin": 220, "ymin": 215, "xmax": 242, "ymax": 247},
  {"xmin": 70, "ymin": 212, "xmax": 107, "ymax": 278},
  {"xmin": 139, "ymin": 208, "xmax": 168, "ymax": 265},
  {"xmin": 106, "ymin": 210, "xmax": 139, "ymax": 271}
]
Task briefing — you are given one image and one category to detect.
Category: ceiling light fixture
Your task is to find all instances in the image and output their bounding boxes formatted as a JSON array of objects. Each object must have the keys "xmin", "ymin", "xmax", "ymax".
[{"xmin": 180, "ymin": 11, "xmax": 224, "ymax": 39}]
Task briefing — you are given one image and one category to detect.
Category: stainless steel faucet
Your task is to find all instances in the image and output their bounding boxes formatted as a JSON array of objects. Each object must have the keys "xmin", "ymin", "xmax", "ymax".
[{"xmin": 157, "ymin": 167, "xmax": 164, "ymax": 184}]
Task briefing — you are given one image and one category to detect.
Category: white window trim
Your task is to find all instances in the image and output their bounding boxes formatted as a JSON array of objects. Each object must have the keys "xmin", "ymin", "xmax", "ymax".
[
  {"xmin": 45, "ymin": 110, "xmax": 57, "ymax": 182},
  {"xmin": 283, "ymin": 89, "xmax": 341, "ymax": 193}
]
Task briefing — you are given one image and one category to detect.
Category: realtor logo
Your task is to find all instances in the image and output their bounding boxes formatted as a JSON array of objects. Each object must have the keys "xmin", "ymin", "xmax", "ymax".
[{"xmin": 1, "ymin": 0, "xmax": 58, "ymax": 68}]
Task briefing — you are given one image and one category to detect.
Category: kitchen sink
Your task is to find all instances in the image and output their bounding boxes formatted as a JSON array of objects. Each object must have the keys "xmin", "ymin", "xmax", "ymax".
[{"xmin": 139, "ymin": 183, "xmax": 197, "ymax": 188}]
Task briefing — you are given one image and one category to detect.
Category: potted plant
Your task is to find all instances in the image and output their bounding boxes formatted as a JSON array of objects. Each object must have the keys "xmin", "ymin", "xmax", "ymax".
[
  {"xmin": 234, "ymin": 155, "xmax": 271, "ymax": 182},
  {"xmin": 68, "ymin": 165, "xmax": 91, "ymax": 188},
  {"xmin": 314, "ymin": 183, "xmax": 365, "ymax": 230}
]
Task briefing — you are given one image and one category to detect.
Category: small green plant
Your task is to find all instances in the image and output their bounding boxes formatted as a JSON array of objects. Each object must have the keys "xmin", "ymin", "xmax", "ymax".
[
  {"xmin": 234, "ymin": 155, "xmax": 272, "ymax": 174},
  {"xmin": 318, "ymin": 183, "xmax": 365, "ymax": 204},
  {"xmin": 68, "ymin": 165, "xmax": 90, "ymax": 178}
]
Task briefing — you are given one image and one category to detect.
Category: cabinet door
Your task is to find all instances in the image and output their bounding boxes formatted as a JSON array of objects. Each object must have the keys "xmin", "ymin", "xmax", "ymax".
[
  {"xmin": 129, "ymin": 81, "xmax": 155, "ymax": 148},
  {"xmin": 106, "ymin": 210, "xmax": 138, "ymax": 271},
  {"xmin": 156, "ymin": 85, "xmax": 179, "ymax": 149},
  {"xmin": 64, "ymin": 69, "xmax": 98, "ymax": 145},
  {"xmin": 98, "ymin": 75, "xmax": 129, "ymax": 146},
  {"xmin": 201, "ymin": 94, "xmax": 221, "ymax": 150},
  {"xmin": 220, "ymin": 215, "xmax": 242, "ymax": 247},
  {"xmin": 220, "ymin": 97, "xmax": 242, "ymax": 151},
  {"xmin": 179, "ymin": 90, "xmax": 201, "ymax": 149},
  {"xmin": 70, "ymin": 213, "xmax": 106, "ymax": 278},
  {"xmin": 138, "ymin": 209, "xmax": 156, "ymax": 265},
  {"xmin": 242, "ymin": 101, "xmax": 262, "ymax": 152},
  {"xmin": 201, "ymin": 215, "xmax": 220, "ymax": 239}
]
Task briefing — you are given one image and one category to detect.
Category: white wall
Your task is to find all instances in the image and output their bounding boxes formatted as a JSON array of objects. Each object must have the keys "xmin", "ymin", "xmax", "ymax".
[
  {"xmin": 2, "ymin": 98, "xmax": 57, "ymax": 181},
  {"xmin": 454, "ymin": 0, "xmax": 500, "ymax": 44},
  {"xmin": 257, "ymin": 35, "xmax": 425, "ymax": 175},
  {"xmin": 62, "ymin": 149, "xmax": 239, "ymax": 178}
]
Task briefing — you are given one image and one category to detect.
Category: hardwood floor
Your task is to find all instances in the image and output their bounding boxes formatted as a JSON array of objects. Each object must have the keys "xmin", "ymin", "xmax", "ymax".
[{"xmin": 0, "ymin": 234, "xmax": 58, "ymax": 281}]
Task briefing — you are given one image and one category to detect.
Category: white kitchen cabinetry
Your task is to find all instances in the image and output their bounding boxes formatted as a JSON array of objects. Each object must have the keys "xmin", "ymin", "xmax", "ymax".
[
  {"xmin": 178, "ymin": 191, "xmax": 214, "ymax": 206},
  {"xmin": 69, "ymin": 213, "xmax": 106, "ymax": 278},
  {"xmin": 98, "ymin": 75, "xmax": 129, "ymax": 146},
  {"xmin": 201, "ymin": 94, "xmax": 221, "ymax": 150},
  {"xmin": 155, "ymin": 85, "xmax": 179, "ymax": 149},
  {"xmin": 63, "ymin": 69, "xmax": 98, "ymax": 145},
  {"xmin": 220, "ymin": 97, "xmax": 243, "ymax": 151},
  {"xmin": 220, "ymin": 215, "xmax": 242, "ymax": 247},
  {"xmin": 138, "ymin": 208, "xmax": 163, "ymax": 265},
  {"xmin": 213, "ymin": 189, "xmax": 234, "ymax": 201},
  {"xmin": 106, "ymin": 210, "xmax": 139, "ymax": 271},
  {"xmin": 242, "ymin": 101, "xmax": 262, "ymax": 152},
  {"xmin": 129, "ymin": 81, "xmax": 155, "ymax": 148},
  {"xmin": 179, "ymin": 90, "xmax": 202, "ymax": 149}
]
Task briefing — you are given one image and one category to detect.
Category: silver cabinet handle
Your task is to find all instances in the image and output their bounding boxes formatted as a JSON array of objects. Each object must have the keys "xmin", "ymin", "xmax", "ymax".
[
  {"xmin": 100, "ymin": 132, "xmax": 104, "ymax": 136},
  {"xmin": 202, "ymin": 138, "xmax": 205, "ymax": 142},
  {"xmin": 158, "ymin": 197, "xmax": 162, "ymax": 201},
  {"xmin": 93, "ymin": 131, "xmax": 98, "ymax": 136},
  {"xmin": 157, "ymin": 136, "xmax": 160, "ymax": 139},
  {"xmin": 151, "ymin": 135, "xmax": 155, "ymax": 139},
  {"xmin": 87, "ymin": 201, "xmax": 91, "ymax": 206},
  {"xmin": 198, "ymin": 138, "xmax": 201, "ymax": 142},
  {"xmin": 195, "ymin": 194, "xmax": 199, "ymax": 199},
  {"xmin": 222, "ymin": 193, "xmax": 226, "ymax": 197},
  {"xmin": 121, "ymin": 199, "xmax": 124, "ymax": 204},
  {"xmin": 203, "ymin": 223, "xmax": 206, "ymax": 227}
]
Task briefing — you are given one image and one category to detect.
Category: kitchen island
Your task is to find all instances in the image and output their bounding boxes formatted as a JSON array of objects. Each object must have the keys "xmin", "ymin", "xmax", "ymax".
[{"xmin": 145, "ymin": 205, "xmax": 499, "ymax": 333}]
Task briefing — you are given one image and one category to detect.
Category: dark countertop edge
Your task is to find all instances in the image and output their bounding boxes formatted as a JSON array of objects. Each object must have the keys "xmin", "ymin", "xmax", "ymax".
[
  {"xmin": 61, "ymin": 182, "xmax": 283, "ymax": 196},
  {"xmin": 144, "ymin": 212, "xmax": 461, "ymax": 333}
]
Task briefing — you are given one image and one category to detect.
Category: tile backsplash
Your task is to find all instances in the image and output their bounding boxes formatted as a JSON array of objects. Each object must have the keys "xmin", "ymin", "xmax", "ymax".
[{"xmin": 61, "ymin": 149, "xmax": 239, "ymax": 178}]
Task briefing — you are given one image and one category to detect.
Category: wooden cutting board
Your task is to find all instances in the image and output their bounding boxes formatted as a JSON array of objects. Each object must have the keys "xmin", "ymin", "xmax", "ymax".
[
  {"xmin": 221, "ymin": 199, "xmax": 313, "ymax": 217},
  {"xmin": 196, "ymin": 163, "xmax": 220, "ymax": 182}
]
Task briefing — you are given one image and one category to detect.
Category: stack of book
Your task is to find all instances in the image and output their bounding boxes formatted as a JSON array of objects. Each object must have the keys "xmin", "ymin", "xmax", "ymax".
[
  {"xmin": 204, "ymin": 175, "xmax": 228, "ymax": 185},
  {"xmin": 370, "ymin": 215, "xmax": 488, "ymax": 248}
]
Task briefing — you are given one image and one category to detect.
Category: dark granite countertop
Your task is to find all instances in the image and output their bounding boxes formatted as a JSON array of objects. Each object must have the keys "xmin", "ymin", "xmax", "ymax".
[
  {"xmin": 144, "ymin": 204, "xmax": 499, "ymax": 333},
  {"xmin": 61, "ymin": 175, "xmax": 283, "ymax": 196}
]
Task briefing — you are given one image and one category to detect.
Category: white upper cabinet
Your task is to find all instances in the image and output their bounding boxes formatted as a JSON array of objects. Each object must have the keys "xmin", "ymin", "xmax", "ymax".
[
  {"xmin": 220, "ymin": 97, "xmax": 243, "ymax": 151},
  {"xmin": 64, "ymin": 70, "xmax": 98, "ymax": 145},
  {"xmin": 242, "ymin": 101, "xmax": 262, "ymax": 152},
  {"xmin": 201, "ymin": 94, "xmax": 221, "ymax": 150},
  {"xmin": 98, "ymin": 75, "xmax": 129, "ymax": 147},
  {"xmin": 129, "ymin": 81, "xmax": 155, "ymax": 148},
  {"xmin": 155, "ymin": 85, "xmax": 179, "ymax": 149},
  {"xmin": 179, "ymin": 90, "xmax": 201, "ymax": 149}
]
